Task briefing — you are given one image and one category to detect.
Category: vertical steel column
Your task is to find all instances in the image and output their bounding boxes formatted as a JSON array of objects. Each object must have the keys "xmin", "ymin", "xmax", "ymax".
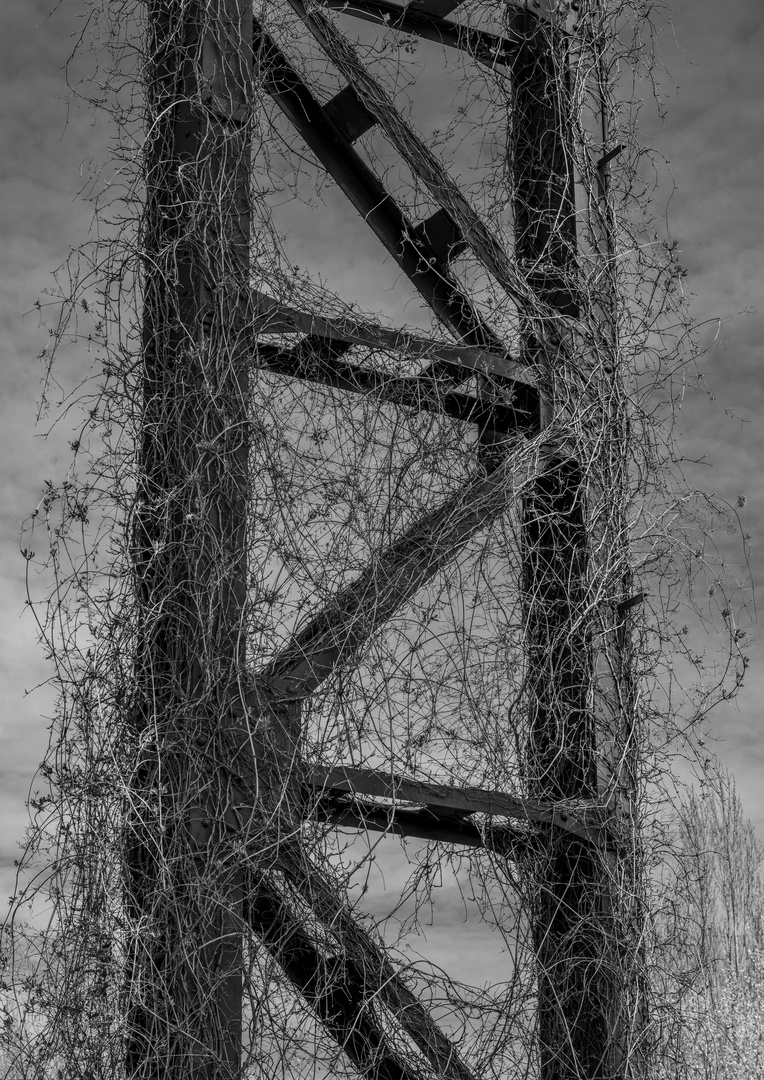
[
  {"xmin": 509, "ymin": 9, "xmax": 621, "ymax": 1079},
  {"xmin": 127, "ymin": 2, "xmax": 252, "ymax": 1076}
]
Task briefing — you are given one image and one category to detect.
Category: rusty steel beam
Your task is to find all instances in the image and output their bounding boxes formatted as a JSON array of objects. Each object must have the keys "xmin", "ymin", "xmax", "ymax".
[
  {"xmin": 284, "ymin": 0, "xmax": 541, "ymax": 468},
  {"xmin": 313, "ymin": 793, "xmax": 537, "ymax": 854},
  {"xmin": 255, "ymin": 336, "xmax": 539, "ymax": 439},
  {"xmin": 247, "ymin": 876, "xmax": 438, "ymax": 1080},
  {"xmin": 253, "ymin": 20, "xmax": 503, "ymax": 363},
  {"xmin": 247, "ymin": 877, "xmax": 416, "ymax": 1080},
  {"xmin": 257, "ymin": 450, "xmax": 530, "ymax": 707},
  {"xmin": 128, "ymin": 2, "xmax": 254, "ymax": 1077},
  {"xmin": 250, "ymin": 290, "xmax": 533, "ymax": 383},
  {"xmin": 507, "ymin": 9, "xmax": 633, "ymax": 1078},
  {"xmin": 248, "ymin": 840, "xmax": 480, "ymax": 1080},
  {"xmin": 314, "ymin": 797, "xmax": 492, "ymax": 848},
  {"xmin": 288, "ymin": 0, "xmax": 532, "ymax": 314},
  {"xmin": 309, "ymin": 764, "xmax": 609, "ymax": 847}
]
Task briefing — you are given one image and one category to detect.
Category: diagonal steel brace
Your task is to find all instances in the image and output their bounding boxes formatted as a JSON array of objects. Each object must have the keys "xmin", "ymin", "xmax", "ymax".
[
  {"xmin": 253, "ymin": 18, "xmax": 505, "ymax": 365},
  {"xmin": 248, "ymin": 836, "xmax": 480, "ymax": 1080},
  {"xmin": 257, "ymin": 447, "xmax": 533, "ymax": 706}
]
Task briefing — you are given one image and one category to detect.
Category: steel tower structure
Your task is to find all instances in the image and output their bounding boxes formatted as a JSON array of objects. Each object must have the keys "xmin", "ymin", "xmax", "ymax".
[{"xmin": 130, "ymin": 1, "xmax": 641, "ymax": 1077}]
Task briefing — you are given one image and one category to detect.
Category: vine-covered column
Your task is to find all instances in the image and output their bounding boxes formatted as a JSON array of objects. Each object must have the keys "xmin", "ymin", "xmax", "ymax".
[
  {"xmin": 509, "ymin": 7, "xmax": 632, "ymax": 1077},
  {"xmin": 127, "ymin": 2, "xmax": 253, "ymax": 1076}
]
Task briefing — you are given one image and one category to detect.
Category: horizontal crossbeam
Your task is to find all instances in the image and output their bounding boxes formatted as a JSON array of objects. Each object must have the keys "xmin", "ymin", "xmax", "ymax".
[
  {"xmin": 254, "ymin": 19, "xmax": 504, "ymax": 365},
  {"xmin": 314, "ymin": 793, "xmax": 525, "ymax": 850},
  {"xmin": 310, "ymin": 764, "xmax": 609, "ymax": 847},
  {"xmin": 251, "ymin": 290, "xmax": 533, "ymax": 382},
  {"xmin": 248, "ymin": 839, "xmax": 479, "ymax": 1080},
  {"xmin": 255, "ymin": 336, "xmax": 539, "ymax": 438}
]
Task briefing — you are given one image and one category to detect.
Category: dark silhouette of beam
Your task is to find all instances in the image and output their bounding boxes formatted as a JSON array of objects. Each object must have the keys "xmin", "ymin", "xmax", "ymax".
[
  {"xmin": 508, "ymin": 9, "xmax": 628, "ymax": 1077},
  {"xmin": 129, "ymin": 2, "xmax": 254, "ymax": 1077},
  {"xmin": 257, "ymin": 449, "xmax": 530, "ymax": 707},
  {"xmin": 254, "ymin": 336, "xmax": 539, "ymax": 440},
  {"xmin": 250, "ymin": 289, "xmax": 531, "ymax": 382},
  {"xmin": 254, "ymin": 18, "xmax": 504, "ymax": 368},
  {"xmin": 309, "ymin": 764, "xmax": 609, "ymax": 847},
  {"xmin": 247, "ymin": 840, "xmax": 480, "ymax": 1080}
]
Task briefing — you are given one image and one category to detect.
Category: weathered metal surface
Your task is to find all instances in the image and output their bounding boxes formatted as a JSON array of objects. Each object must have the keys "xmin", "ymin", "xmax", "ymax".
[
  {"xmin": 254, "ymin": 19, "xmax": 504, "ymax": 363},
  {"xmin": 315, "ymin": 797, "xmax": 492, "ymax": 848},
  {"xmin": 412, "ymin": 207, "xmax": 469, "ymax": 266},
  {"xmin": 253, "ymin": 336, "xmax": 539, "ymax": 438},
  {"xmin": 290, "ymin": 0, "xmax": 532, "ymax": 312},
  {"xmin": 257, "ymin": 450, "xmax": 534, "ymax": 705},
  {"xmin": 509, "ymin": 8, "xmax": 633, "ymax": 1076},
  {"xmin": 248, "ymin": 839, "xmax": 481, "ymax": 1080},
  {"xmin": 250, "ymin": 289, "xmax": 534, "ymax": 383},
  {"xmin": 323, "ymin": 83, "xmax": 377, "ymax": 142},
  {"xmin": 310, "ymin": 764, "xmax": 609, "ymax": 846}
]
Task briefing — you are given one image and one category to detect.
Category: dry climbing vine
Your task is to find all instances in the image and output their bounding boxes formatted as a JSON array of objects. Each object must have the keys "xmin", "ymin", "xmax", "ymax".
[{"xmin": 0, "ymin": 2, "xmax": 752, "ymax": 1078}]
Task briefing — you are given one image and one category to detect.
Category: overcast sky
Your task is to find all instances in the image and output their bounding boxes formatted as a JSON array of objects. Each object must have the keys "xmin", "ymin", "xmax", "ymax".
[{"xmin": 0, "ymin": 0, "xmax": 762, "ymax": 997}]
